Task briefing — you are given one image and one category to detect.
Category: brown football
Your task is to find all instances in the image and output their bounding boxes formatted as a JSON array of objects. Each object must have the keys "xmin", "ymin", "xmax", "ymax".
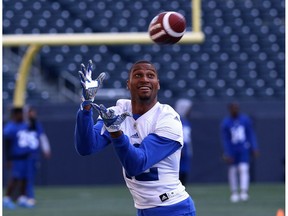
[{"xmin": 148, "ymin": 11, "xmax": 186, "ymax": 44}]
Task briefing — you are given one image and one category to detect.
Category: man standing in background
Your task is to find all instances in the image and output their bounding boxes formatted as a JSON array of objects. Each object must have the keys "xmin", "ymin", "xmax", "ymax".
[
  {"xmin": 3, "ymin": 107, "xmax": 30, "ymax": 209},
  {"xmin": 3, "ymin": 106, "xmax": 51, "ymax": 209},
  {"xmin": 20, "ymin": 106, "xmax": 51, "ymax": 208},
  {"xmin": 174, "ymin": 99, "xmax": 193, "ymax": 186},
  {"xmin": 220, "ymin": 102, "xmax": 259, "ymax": 203}
]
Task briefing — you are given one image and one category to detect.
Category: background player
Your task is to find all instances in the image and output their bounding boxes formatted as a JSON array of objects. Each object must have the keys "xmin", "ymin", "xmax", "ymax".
[
  {"xmin": 174, "ymin": 98, "xmax": 193, "ymax": 186},
  {"xmin": 220, "ymin": 102, "xmax": 259, "ymax": 203},
  {"xmin": 75, "ymin": 60, "xmax": 196, "ymax": 215},
  {"xmin": 3, "ymin": 106, "xmax": 51, "ymax": 209},
  {"xmin": 3, "ymin": 107, "xmax": 31, "ymax": 209},
  {"xmin": 18, "ymin": 106, "xmax": 51, "ymax": 208}
]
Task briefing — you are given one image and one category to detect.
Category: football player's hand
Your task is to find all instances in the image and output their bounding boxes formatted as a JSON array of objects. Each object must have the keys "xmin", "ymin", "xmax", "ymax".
[
  {"xmin": 78, "ymin": 60, "xmax": 106, "ymax": 106},
  {"xmin": 222, "ymin": 154, "xmax": 234, "ymax": 164},
  {"xmin": 93, "ymin": 104, "xmax": 131, "ymax": 133},
  {"xmin": 252, "ymin": 149, "xmax": 260, "ymax": 158}
]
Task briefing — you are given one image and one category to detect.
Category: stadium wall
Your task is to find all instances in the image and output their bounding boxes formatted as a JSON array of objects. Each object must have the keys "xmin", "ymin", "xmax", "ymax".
[{"xmin": 3, "ymin": 100, "xmax": 285, "ymax": 186}]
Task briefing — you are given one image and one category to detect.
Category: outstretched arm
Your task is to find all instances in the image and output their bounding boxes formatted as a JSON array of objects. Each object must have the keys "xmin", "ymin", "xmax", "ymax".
[
  {"xmin": 75, "ymin": 60, "xmax": 110, "ymax": 155},
  {"xmin": 75, "ymin": 107, "xmax": 111, "ymax": 156}
]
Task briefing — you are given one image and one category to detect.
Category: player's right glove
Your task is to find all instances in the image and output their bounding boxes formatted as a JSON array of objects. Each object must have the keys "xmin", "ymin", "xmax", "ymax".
[
  {"xmin": 78, "ymin": 60, "xmax": 106, "ymax": 107},
  {"xmin": 93, "ymin": 104, "xmax": 131, "ymax": 133}
]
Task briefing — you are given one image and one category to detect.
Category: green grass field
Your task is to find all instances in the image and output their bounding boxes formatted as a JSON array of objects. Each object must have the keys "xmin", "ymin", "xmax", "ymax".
[{"xmin": 3, "ymin": 183, "xmax": 285, "ymax": 216}]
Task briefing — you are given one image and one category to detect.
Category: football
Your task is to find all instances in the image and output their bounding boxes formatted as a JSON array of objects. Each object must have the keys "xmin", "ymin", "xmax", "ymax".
[{"xmin": 148, "ymin": 11, "xmax": 186, "ymax": 44}]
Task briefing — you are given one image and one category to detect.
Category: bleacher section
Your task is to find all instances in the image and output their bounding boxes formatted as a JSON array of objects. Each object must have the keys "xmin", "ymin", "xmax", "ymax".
[{"xmin": 3, "ymin": 0, "xmax": 285, "ymax": 104}]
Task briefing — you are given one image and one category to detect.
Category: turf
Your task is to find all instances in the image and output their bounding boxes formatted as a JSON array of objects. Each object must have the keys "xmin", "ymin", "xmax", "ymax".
[{"xmin": 3, "ymin": 183, "xmax": 285, "ymax": 216}]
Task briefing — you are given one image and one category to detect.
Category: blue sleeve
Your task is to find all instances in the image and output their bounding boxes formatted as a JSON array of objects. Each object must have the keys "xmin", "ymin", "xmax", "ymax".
[
  {"xmin": 3, "ymin": 123, "xmax": 13, "ymax": 139},
  {"xmin": 3, "ymin": 123, "xmax": 13, "ymax": 160},
  {"xmin": 245, "ymin": 116, "xmax": 258, "ymax": 150},
  {"xmin": 221, "ymin": 119, "xmax": 232, "ymax": 156},
  {"xmin": 111, "ymin": 133, "xmax": 181, "ymax": 177},
  {"xmin": 74, "ymin": 109, "xmax": 111, "ymax": 156},
  {"xmin": 36, "ymin": 122, "xmax": 44, "ymax": 135}
]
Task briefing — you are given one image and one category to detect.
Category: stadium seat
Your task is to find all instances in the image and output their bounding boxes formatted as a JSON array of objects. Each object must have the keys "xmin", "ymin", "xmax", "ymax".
[{"xmin": 2, "ymin": 0, "xmax": 285, "ymax": 104}]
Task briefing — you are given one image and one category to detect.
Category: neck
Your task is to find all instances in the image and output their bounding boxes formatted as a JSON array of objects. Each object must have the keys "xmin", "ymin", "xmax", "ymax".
[{"xmin": 131, "ymin": 99, "xmax": 157, "ymax": 115}]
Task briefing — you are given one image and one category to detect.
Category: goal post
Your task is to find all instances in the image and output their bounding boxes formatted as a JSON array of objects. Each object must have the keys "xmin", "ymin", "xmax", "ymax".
[
  {"xmin": 3, "ymin": 0, "xmax": 204, "ymax": 108},
  {"xmin": 12, "ymin": 45, "xmax": 42, "ymax": 107},
  {"xmin": 3, "ymin": 32, "xmax": 204, "ymax": 47}
]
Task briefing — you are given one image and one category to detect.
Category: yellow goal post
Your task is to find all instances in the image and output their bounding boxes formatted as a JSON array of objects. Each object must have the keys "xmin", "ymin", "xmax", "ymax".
[{"xmin": 3, "ymin": 0, "xmax": 204, "ymax": 108}]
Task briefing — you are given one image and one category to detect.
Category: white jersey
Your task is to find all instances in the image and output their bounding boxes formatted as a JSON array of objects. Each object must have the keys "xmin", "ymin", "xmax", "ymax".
[{"xmin": 110, "ymin": 99, "xmax": 189, "ymax": 209}]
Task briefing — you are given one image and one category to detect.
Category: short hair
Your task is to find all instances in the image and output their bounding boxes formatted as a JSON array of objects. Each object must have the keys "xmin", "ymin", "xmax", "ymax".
[
  {"xmin": 11, "ymin": 107, "xmax": 23, "ymax": 115},
  {"xmin": 10, "ymin": 107, "xmax": 23, "ymax": 119},
  {"xmin": 128, "ymin": 60, "xmax": 157, "ymax": 75},
  {"xmin": 228, "ymin": 101, "xmax": 239, "ymax": 108}
]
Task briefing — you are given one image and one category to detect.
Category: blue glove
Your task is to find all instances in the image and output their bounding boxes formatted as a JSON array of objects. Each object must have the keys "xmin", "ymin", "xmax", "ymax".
[
  {"xmin": 78, "ymin": 60, "xmax": 106, "ymax": 107},
  {"xmin": 93, "ymin": 104, "xmax": 131, "ymax": 132}
]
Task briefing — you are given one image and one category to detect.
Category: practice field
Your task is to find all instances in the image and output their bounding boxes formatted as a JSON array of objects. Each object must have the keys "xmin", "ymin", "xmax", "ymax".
[{"xmin": 3, "ymin": 183, "xmax": 284, "ymax": 216}]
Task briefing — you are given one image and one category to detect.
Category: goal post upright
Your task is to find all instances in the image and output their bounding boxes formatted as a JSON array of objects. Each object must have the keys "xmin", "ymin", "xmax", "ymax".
[{"xmin": 12, "ymin": 45, "xmax": 42, "ymax": 108}]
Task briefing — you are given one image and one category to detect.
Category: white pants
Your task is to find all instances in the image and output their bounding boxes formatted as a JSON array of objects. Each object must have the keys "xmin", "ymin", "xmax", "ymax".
[{"xmin": 228, "ymin": 163, "xmax": 249, "ymax": 193}]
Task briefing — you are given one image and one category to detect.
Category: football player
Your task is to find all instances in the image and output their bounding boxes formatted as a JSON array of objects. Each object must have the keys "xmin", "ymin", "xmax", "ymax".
[
  {"xmin": 75, "ymin": 60, "xmax": 196, "ymax": 216},
  {"xmin": 3, "ymin": 107, "xmax": 31, "ymax": 209},
  {"xmin": 18, "ymin": 107, "xmax": 51, "ymax": 208},
  {"xmin": 220, "ymin": 102, "xmax": 259, "ymax": 203},
  {"xmin": 3, "ymin": 107, "xmax": 51, "ymax": 209},
  {"xmin": 174, "ymin": 99, "xmax": 193, "ymax": 186}
]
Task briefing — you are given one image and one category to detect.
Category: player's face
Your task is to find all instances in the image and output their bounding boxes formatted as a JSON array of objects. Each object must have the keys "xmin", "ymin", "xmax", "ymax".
[
  {"xmin": 28, "ymin": 109, "xmax": 37, "ymax": 119},
  {"xmin": 14, "ymin": 112, "xmax": 24, "ymax": 122},
  {"xmin": 127, "ymin": 63, "xmax": 160, "ymax": 103},
  {"xmin": 229, "ymin": 103, "xmax": 239, "ymax": 117}
]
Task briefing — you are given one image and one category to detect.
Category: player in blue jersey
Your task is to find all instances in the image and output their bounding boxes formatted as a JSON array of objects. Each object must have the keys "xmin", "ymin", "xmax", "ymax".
[
  {"xmin": 220, "ymin": 102, "xmax": 259, "ymax": 203},
  {"xmin": 75, "ymin": 60, "xmax": 196, "ymax": 216},
  {"xmin": 3, "ymin": 107, "xmax": 31, "ymax": 209},
  {"xmin": 3, "ymin": 107, "xmax": 51, "ymax": 209},
  {"xmin": 174, "ymin": 99, "xmax": 193, "ymax": 186},
  {"xmin": 17, "ymin": 107, "xmax": 51, "ymax": 208}
]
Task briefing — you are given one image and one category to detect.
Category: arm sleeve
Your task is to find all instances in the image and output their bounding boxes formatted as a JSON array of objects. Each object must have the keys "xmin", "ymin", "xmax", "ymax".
[
  {"xmin": 245, "ymin": 117, "xmax": 258, "ymax": 150},
  {"xmin": 3, "ymin": 138, "xmax": 12, "ymax": 161},
  {"xmin": 40, "ymin": 133, "xmax": 51, "ymax": 154},
  {"xmin": 221, "ymin": 120, "xmax": 232, "ymax": 156},
  {"xmin": 3, "ymin": 124, "xmax": 13, "ymax": 160},
  {"xmin": 111, "ymin": 133, "xmax": 181, "ymax": 177},
  {"xmin": 74, "ymin": 109, "xmax": 111, "ymax": 156}
]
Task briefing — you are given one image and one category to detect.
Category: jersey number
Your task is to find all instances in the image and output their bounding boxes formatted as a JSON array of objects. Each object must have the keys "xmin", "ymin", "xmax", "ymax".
[
  {"xmin": 17, "ymin": 131, "xmax": 39, "ymax": 149},
  {"xmin": 230, "ymin": 125, "xmax": 246, "ymax": 144},
  {"xmin": 125, "ymin": 143, "xmax": 159, "ymax": 181},
  {"xmin": 125, "ymin": 167, "xmax": 159, "ymax": 181}
]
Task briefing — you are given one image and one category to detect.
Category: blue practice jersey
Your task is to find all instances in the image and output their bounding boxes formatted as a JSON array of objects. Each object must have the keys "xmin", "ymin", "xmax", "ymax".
[
  {"xmin": 27, "ymin": 121, "xmax": 44, "ymax": 160},
  {"xmin": 221, "ymin": 114, "xmax": 258, "ymax": 157},
  {"xmin": 3, "ymin": 121, "xmax": 41, "ymax": 159}
]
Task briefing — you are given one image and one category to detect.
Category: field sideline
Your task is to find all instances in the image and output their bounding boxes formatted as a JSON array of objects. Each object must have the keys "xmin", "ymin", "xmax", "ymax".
[{"xmin": 3, "ymin": 183, "xmax": 285, "ymax": 216}]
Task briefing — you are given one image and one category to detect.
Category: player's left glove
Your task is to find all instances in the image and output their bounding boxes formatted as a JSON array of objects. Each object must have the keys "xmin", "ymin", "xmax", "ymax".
[
  {"xmin": 78, "ymin": 60, "xmax": 106, "ymax": 107},
  {"xmin": 93, "ymin": 104, "xmax": 131, "ymax": 133}
]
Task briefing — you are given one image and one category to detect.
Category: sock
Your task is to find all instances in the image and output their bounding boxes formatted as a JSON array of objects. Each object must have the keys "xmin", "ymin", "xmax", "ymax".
[
  {"xmin": 238, "ymin": 163, "xmax": 250, "ymax": 193},
  {"xmin": 228, "ymin": 165, "xmax": 238, "ymax": 193}
]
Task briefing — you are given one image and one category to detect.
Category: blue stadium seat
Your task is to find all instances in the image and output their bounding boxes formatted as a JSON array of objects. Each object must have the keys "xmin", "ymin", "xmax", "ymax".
[{"xmin": 2, "ymin": 0, "xmax": 285, "ymax": 104}]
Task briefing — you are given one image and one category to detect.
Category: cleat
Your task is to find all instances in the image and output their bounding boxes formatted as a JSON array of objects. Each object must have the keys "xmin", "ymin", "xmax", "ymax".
[
  {"xmin": 230, "ymin": 193, "xmax": 240, "ymax": 203},
  {"xmin": 3, "ymin": 197, "xmax": 16, "ymax": 210},
  {"xmin": 24, "ymin": 198, "xmax": 36, "ymax": 208},
  {"xmin": 17, "ymin": 196, "xmax": 36, "ymax": 208},
  {"xmin": 240, "ymin": 192, "xmax": 249, "ymax": 201},
  {"xmin": 17, "ymin": 195, "xmax": 28, "ymax": 207}
]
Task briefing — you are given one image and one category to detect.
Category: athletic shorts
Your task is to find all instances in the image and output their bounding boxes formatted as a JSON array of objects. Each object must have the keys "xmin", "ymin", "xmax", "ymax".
[
  {"xmin": 137, "ymin": 196, "xmax": 196, "ymax": 216},
  {"xmin": 11, "ymin": 159, "xmax": 37, "ymax": 180}
]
